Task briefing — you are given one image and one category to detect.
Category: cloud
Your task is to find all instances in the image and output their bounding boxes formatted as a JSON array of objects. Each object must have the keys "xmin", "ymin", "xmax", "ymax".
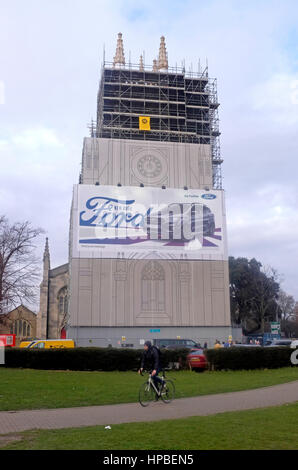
[
  {"xmin": 0, "ymin": 126, "xmax": 78, "ymax": 290},
  {"xmin": 251, "ymin": 73, "xmax": 298, "ymax": 125},
  {"xmin": 13, "ymin": 128, "xmax": 63, "ymax": 150},
  {"xmin": 227, "ymin": 192, "xmax": 298, "ymax": 250},
  {"xmin": 226, "ymin": 182, "xmax": 298, "ymax": 296}
]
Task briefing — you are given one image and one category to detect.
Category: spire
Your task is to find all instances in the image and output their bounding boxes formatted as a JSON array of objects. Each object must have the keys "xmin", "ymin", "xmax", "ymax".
[
  {"xmin": 43, "ymin": 237, "xmax": 50, "ymax": 278},
  {"xmin": 139, "ymin": 54, "xmax": 144, "ymax": 72},
  {"xmin": 43, "ymin": 237, "xmax": 50, "ymax": 262},
  {"xmin": 152, "ymin": 59, "xmax": 158, "ymax": 72},
  {"xmin": 158, "ymin": 36, "xmax": 168, "ymax": 70},
  {"xmin": 113, "ymin": 32, "xmax": 125, "ymax": 68}
]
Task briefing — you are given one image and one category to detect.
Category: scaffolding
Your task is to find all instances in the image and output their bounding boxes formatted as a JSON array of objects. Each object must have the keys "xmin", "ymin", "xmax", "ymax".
[{"xmin": 93, "ymin": 60, "xmax": 223, "ymax": 189}]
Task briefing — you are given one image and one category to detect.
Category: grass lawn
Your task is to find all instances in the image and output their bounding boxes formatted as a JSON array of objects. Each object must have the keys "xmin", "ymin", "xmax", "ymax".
[
  {"xmin": 2, "ymin": 401, "xmax": 298, "ymax": 450},
  {"xmin": 0, "ymin": 367, "xmax": 298, "ymax": 411}
]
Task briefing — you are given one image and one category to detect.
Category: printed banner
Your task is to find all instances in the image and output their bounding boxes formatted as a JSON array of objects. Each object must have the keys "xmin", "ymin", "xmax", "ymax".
[{"xmin": 72, "ymin": 185, "xmax": 227, "ymax": 260}]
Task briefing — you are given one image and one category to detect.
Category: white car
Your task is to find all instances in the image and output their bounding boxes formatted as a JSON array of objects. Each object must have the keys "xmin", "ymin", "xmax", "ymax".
[
  {"xmin": 148, "ymin": 203, "xmax": 215, "ymax": 241},
  {"xmin": 290, "ymin": 339, "xmax": 298, "ymax": 349}
]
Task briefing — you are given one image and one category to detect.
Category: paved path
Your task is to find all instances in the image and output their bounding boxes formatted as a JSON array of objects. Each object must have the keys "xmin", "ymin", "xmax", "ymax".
[{"xmin": 1, "ymin": 381, "xmax": 298, "ymax": 435}]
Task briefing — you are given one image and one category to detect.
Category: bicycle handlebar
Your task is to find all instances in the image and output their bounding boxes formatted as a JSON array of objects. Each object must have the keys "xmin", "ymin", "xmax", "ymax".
[{"xmin": 138, "ymin": 369, "xmax": 166, "ymax": 378}]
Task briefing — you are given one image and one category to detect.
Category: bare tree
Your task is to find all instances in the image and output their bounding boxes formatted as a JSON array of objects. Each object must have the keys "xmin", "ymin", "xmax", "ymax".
[
  {"xmin": 278, "ymin": 290, "xmax": 298, "ymax": 337},
  {"xmin": 229, "ymin": 257, "xmax": 281, "ymax": 334},
  {"xmin": 289, "ymin": 303, "xmax": 298, "ymax": 337},
  {"xmin": 0, "ymin": 215, "xmax": 44, "ymax": 314},
  {"xmin": 249, "ymin": 264, "xmax": 280, "ymax": 333}
]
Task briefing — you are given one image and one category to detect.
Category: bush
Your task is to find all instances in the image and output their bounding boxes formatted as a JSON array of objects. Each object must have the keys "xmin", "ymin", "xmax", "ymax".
[
  {"xmin": 206, "ymin": 347, "xmax": 295, "ymax": 371},
  {"xmin": 160, "ymin": 348, "xmax": 190, "ymax": 370},
  {"xmin": 3, "ymin": 347, "xmax": 190, "ymax": 371}
]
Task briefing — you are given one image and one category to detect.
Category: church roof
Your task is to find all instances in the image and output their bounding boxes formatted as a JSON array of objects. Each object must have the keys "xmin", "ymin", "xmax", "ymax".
[{"xmin": 49, "ymin": 263, "xmax": 69, "ymax": 278}]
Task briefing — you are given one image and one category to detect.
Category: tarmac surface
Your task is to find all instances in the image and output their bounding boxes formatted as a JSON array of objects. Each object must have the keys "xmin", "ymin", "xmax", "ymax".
[{"xmin": 1, "ymin": 380, "xmax": 298, "ymax": 434}]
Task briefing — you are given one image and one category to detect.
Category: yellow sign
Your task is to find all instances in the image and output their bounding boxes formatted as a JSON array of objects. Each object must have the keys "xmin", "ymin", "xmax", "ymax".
[
  {"xmin": 139, "ymin": 116, "xmax": 150, "ymax": 130},
  {"xmin": 121, "ymin": 336, "xmax": 126, "ymax": 342}
]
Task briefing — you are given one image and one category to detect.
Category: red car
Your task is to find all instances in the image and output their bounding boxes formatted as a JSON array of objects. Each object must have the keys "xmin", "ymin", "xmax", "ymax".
[{"xmin": 187, "ymin": 348, "xmax": 207, "ymax": 372}]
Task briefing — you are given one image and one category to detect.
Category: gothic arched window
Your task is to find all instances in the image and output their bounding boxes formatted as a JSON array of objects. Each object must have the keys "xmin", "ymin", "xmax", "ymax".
[
  {"xmin": 57, "ymin": 287, "xmax": 68, "ymax": 315},
  {"xmin": 13, "ymin": 319, "xmax": 32, "ymax": 338},
  {"xmin": 141, "ymin": 261, "xmax": 165, "ymax": 312}
]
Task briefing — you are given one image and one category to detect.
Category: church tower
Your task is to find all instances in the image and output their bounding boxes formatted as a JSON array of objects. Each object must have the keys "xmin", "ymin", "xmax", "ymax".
[
  {"xmin": 67, "ymin": 34, "xmax": 231, "ymax": 347},
  {"xmin": 37, "ymin": 237, "xmax": 69, "ymax": 339}
]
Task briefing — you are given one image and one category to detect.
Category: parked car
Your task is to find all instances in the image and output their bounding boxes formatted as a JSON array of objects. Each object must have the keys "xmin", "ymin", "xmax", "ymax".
[
  {"xmin": 153, "ymin": 338, "xmax": 200, "ymax": 349},
  {"xmin": 187, "ymin": 348, "xmax": 208, "ymax": 372},
  {"xmin": 231, "ymin": 343, "xmax": 261, "ymax": 347},
  {"xmin": 18, "ymin": 341, "xmax": 32, "ymax": 348},
  {"xmin": 290, "ymin": 340, "xmax": 298, "ymax": 349},
  {"xmin": 265, "ymin": 339, "xmax": 292, "ymax": 347}
]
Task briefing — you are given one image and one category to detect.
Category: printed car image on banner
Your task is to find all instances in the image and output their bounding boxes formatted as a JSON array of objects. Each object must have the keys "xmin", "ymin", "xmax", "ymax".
[{"xmin": 71, "ymin": 184, "xmax": 228, "ymax": 260}]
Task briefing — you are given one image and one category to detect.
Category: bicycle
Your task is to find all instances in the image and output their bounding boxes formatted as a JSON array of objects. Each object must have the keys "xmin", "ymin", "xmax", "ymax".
[{"xmin": 139, "ymin": 370, "xmax": 175, "ymax": 407}]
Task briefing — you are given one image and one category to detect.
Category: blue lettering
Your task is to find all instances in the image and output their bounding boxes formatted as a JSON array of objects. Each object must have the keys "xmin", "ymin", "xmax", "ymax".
[
  {"xmin": 80, "ymin": 196, "xmax": 151, "ymax": 230},
  {"xmin": 80, "ymin": 197, "xmax": 135, "ymax": 227}
]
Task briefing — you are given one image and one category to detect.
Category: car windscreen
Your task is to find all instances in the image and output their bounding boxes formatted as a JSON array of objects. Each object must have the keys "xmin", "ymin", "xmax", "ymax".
[
  {"xmin": 159, "ymin": 340, "xmax": 175, "ymax": 346},
  {"xmin": 190, "ymin": 349, "xmax": 203, "ymax": 355}
]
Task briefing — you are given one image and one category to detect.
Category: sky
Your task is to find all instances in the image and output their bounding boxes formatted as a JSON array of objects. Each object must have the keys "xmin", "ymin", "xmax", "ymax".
[{"xmin": 1, "ymin": 0, "xmax": 298, "ymax": 309}]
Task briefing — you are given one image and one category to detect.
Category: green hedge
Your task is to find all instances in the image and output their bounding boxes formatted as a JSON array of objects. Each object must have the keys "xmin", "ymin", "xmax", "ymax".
[
  {"xmin": 2, "ymin": 347, "xmax": 190, "ymax": 371},
  {"xmin": 206, "ymin": 347, "xmax": 296, "ymax": 371}
]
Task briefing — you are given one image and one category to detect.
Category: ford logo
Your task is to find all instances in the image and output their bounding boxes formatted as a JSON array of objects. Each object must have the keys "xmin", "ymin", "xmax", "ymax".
[{"xmin": 201, "ymin": 194, "xmax": 216, "ymax": 200}]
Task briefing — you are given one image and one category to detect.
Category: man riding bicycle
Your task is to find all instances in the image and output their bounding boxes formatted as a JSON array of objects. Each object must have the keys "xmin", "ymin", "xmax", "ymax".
[{"xmin": 138, "ymin": 340, "xmax": 163, "ymax": 400}]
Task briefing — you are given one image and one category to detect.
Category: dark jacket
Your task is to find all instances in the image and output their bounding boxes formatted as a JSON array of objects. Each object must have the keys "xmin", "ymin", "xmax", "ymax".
[{"xmin": 140, "ymin": 345, "xmax": 160, "ymax": 371}]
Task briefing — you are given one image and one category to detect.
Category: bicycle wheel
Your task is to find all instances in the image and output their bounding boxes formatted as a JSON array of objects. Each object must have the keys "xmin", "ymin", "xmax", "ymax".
[
  {"xmin": 139, "ymin": 381, "xmax": 155, "ymax": 407},
  {"xmin": 160, "ymin": 379, "xmax": 175, "ymax": 404}
]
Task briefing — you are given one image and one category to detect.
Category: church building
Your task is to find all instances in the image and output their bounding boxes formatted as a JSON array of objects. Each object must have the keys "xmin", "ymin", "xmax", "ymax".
[{"xmin": 37, "ymin": 34, "xmax": 232, "ymax": 347}]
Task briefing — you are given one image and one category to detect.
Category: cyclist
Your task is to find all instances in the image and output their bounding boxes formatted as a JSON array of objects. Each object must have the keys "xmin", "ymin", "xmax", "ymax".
[{"xmin": 138, "ymin": 340, "xmax": 163, "ymax": 400}]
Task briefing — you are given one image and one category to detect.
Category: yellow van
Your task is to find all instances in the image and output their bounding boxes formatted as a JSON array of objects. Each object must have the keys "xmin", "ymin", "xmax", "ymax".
[
  {"xmin": 20, "ymin": 339, "xmax": 75, "ymax": 349},
  {"xmin": 19, "ymin": 341, "xmax": 32, "ymax": 348}
]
